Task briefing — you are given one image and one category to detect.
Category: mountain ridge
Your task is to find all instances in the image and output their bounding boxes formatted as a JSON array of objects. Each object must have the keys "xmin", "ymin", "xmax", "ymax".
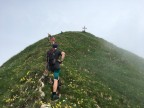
[{"xmin": 0, "ymin": 31, "xmax": 144, "ymax": 108}]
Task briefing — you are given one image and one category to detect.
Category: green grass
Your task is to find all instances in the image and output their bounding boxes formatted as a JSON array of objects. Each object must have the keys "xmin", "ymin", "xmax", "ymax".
[{"xmin": 0, "ymin": 31, "xmax": 144, "ymax": 108}]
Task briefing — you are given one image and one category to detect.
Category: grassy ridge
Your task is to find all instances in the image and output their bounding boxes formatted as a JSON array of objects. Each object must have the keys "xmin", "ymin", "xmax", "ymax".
[{"xmin": 0, "ymin": 31, "xmax": 144, "ymax": 108}]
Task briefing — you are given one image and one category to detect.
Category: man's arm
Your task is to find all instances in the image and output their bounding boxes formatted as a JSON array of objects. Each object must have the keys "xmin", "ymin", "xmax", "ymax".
[{"xmin": 61, "ymin": 51, "xmax": 65, "ymax": 62}]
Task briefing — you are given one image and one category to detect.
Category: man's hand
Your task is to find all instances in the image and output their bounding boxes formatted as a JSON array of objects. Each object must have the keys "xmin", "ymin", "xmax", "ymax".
[{"xmin": 58, "ymin": 60, "xmax": 63, "ymax": 64}]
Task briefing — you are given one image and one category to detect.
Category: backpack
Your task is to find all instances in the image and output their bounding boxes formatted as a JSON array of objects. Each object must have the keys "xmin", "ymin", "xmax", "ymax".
[{"xmin": 48, "ymin": 48, "xmax": 57, "ymax": 65}]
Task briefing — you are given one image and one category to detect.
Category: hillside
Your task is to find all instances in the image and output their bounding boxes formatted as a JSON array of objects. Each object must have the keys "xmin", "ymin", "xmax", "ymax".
[{"xmin": 0, "ymin": 31, "xmax": 144, "ymax": 108}]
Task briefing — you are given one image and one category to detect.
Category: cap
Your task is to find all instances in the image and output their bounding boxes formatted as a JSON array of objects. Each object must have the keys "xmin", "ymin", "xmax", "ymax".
[{"xmin": 52, "ymin": 43, "xmax": 58, "ymax": 48}]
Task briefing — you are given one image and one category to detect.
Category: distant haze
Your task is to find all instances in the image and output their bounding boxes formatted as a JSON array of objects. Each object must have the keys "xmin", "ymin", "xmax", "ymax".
[{"xmin": 0, "ymin": 0, "xmax": 144, "ymax": 66}]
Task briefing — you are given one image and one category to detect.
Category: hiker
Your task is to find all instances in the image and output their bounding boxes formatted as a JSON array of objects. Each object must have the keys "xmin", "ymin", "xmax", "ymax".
[
  {"xmin": 43, "ymin": 34, "xmax": 56, "ymax": 77},
  {"xmin": 46, "ymin": 43, "xmax": 65, "ymax": 100},
  {"xmin": 50, "ymin": 37, "xmax": 55, "ymax": 44},
  {"xmin": 48, "ymin": 33, "xmax": 55, "ymax": 45}
]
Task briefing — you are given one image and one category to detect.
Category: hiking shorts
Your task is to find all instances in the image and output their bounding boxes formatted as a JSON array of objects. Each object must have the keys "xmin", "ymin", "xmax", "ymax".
[{"xmin": 54, "ymin": 69, "xmax": 60, "ymax": 80}]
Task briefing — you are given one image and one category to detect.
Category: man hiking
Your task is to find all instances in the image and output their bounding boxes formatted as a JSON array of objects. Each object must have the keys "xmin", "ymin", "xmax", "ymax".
[
  {"xmin": 48, "ymin": 33, "xmax": 55, "ymax": 45},
  {"xmin": 46, "ymin": 43, "xmax": 65, "ymax": 100},
  {"xmin": 42, "ymin": 34, "xmax": 56, "ymax": 78}
]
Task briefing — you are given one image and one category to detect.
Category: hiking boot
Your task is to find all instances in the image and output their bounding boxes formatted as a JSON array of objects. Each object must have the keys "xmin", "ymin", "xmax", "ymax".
[{"xmin": 51, "ymin": 94, "xmax": 59, "ymax": 101}]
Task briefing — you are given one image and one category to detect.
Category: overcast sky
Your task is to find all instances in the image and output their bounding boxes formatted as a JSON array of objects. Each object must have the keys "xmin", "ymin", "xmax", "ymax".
[{"xmin": 0, "ymin": 0, "xmax": 144, "ymax": 66}]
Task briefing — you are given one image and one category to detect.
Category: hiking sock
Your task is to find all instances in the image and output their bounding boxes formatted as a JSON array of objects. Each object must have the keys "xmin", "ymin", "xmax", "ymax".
[
  {"xmin": 52, "ymin": 92, "xmax": 59, "ymax": 100},
  {"xmin": 51, "ymin": 92, "xmax": 56, "ymax": 98},
  {"xmin": 52, "ymin": 92, "xmax": 56, "ymax": 96}
]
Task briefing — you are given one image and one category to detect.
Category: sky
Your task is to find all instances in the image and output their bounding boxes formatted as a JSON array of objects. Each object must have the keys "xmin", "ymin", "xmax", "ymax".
[{"xmin": 0, "ymin": 0, "xmax": 144, "ymax": 66}]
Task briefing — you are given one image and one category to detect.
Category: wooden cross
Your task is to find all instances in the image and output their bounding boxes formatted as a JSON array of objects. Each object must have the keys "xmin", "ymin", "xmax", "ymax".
[{"xmin": 82, "ymin": 26, "xmax": 87, "ymax": 32}]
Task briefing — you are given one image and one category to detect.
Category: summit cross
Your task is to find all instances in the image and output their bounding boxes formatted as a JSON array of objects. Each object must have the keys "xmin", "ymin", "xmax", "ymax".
[{"xmin": 82, "ymin": 26, "xmax": 87, "ymax": 32}]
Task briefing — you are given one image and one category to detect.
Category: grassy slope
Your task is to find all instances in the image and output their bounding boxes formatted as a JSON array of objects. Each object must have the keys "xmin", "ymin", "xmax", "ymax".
[{"xmin": 0, "ymin": 31, "xmax": 144, "ymax": 108}]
